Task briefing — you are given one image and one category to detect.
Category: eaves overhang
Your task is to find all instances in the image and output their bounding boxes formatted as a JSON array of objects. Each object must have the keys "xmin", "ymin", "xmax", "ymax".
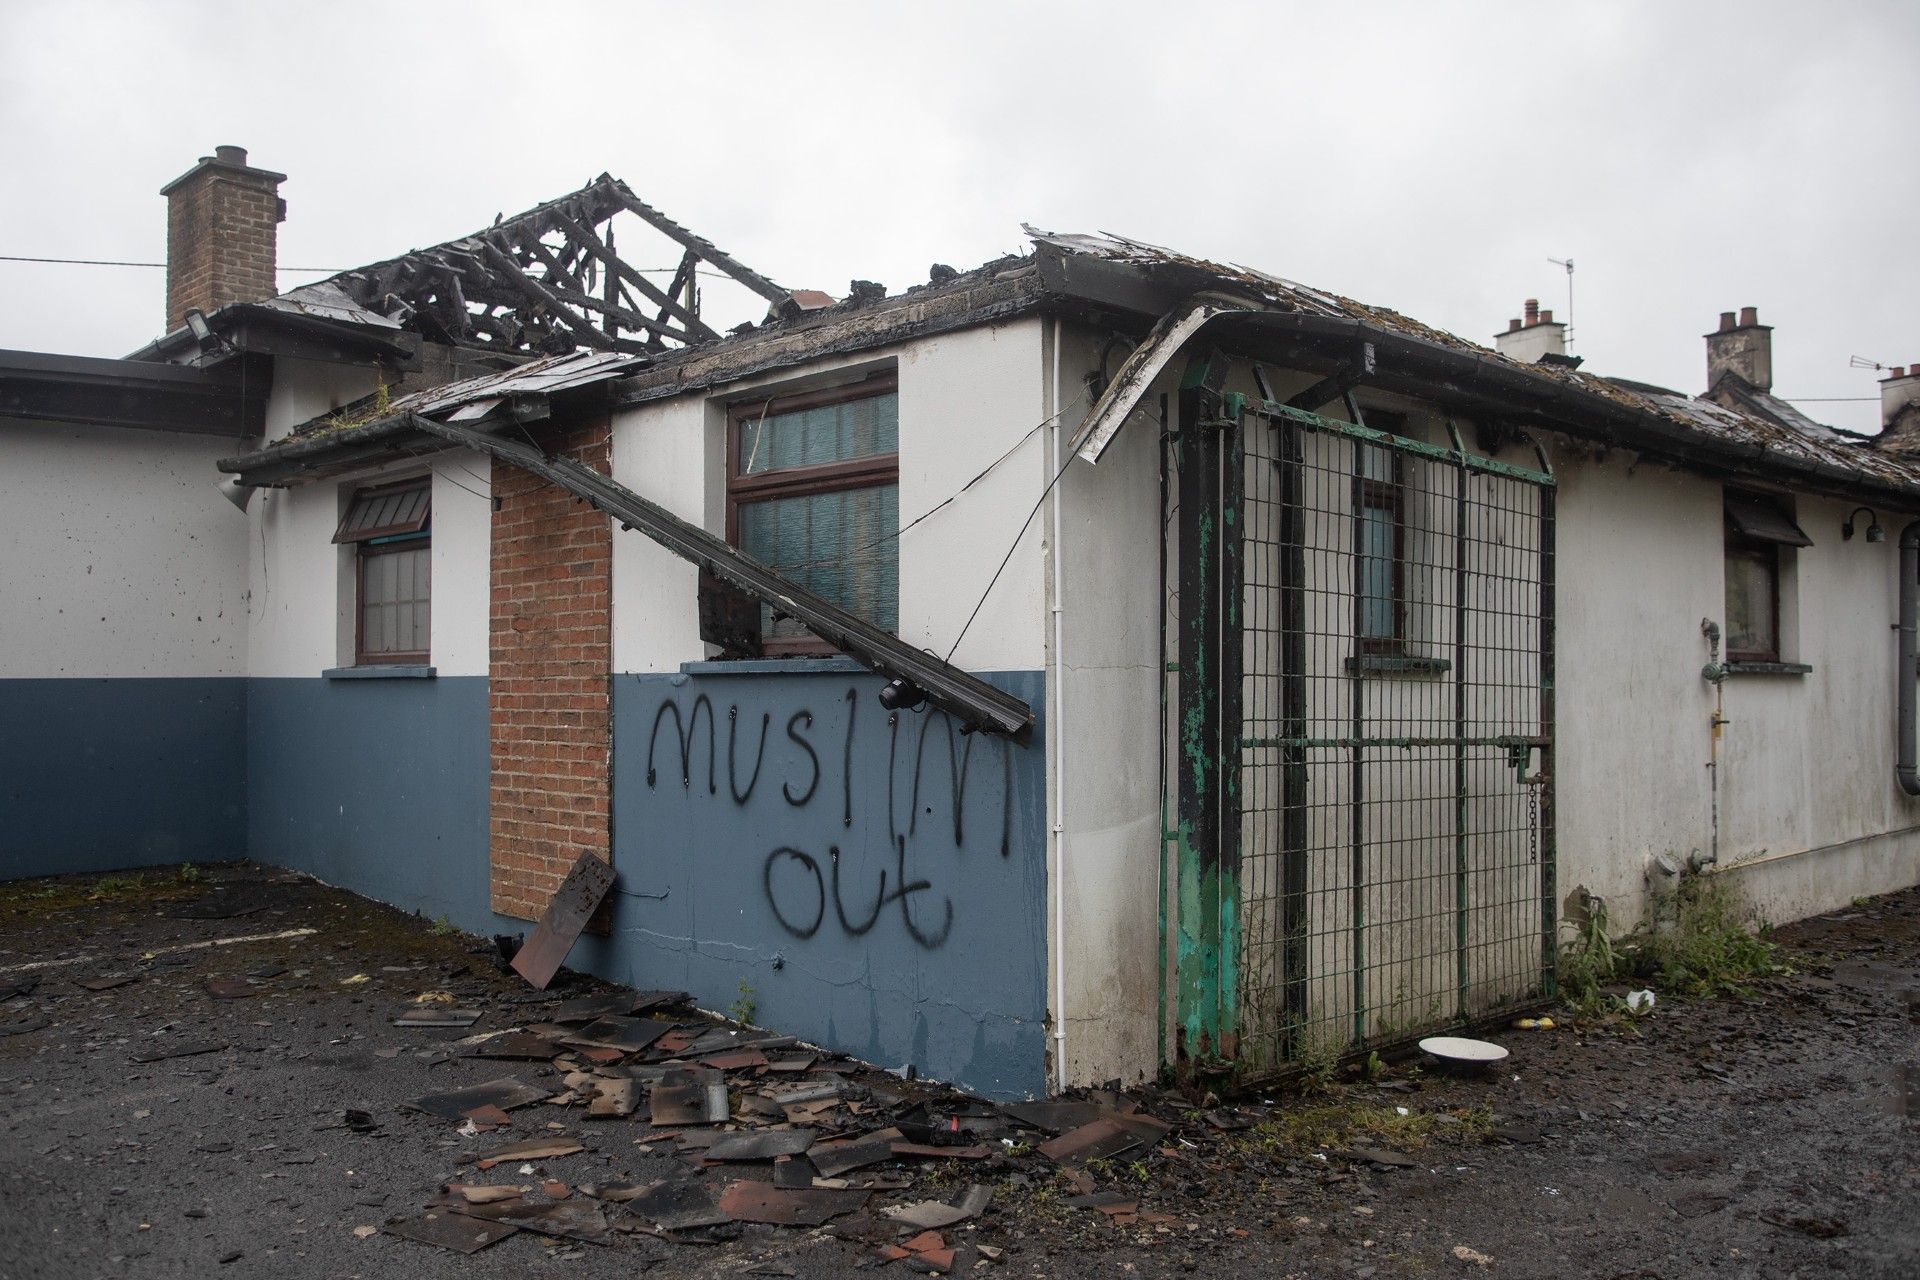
[
  {"xmin": 129, "ymin": 301, "xmax": 421, "ymax": 371},
  {"xmin": 0, "ymin": 347, "xmax": 267, "ymax": 437}
]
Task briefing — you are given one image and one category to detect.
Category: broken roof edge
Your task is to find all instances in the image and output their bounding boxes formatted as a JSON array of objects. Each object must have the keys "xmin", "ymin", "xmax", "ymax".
[
  {"xmin": 219, "ymin": 222, "xmax": 1920, "ymax": 510},
  {"xmin": 406, "ymin": 413, "xmax": 1032, "ymax": 741}
]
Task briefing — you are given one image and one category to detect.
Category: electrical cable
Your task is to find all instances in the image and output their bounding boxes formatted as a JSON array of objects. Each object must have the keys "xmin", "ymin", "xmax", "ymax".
[{"xmin": 943, "ymin": 416, "xmax": 1082, "ymax": 664}]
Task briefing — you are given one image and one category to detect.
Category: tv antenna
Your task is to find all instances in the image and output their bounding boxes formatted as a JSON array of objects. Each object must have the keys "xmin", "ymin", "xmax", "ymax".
[
  {"xmin": 1548, "ymin": 257, "xmax": 1574, "ymax": 348},
  {"xmin": 1849, "ymin": 354, "xmax": 1892, "ymax": 371}
]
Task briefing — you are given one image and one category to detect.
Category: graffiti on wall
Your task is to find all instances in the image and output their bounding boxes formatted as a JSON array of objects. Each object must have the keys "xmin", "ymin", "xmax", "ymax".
[{"xmin": 643, "ymin": 686, "xmax": 1017, "ymax": 950}]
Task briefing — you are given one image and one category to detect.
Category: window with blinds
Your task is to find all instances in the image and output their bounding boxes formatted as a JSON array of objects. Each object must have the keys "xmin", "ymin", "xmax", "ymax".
[
  {"xmin": 336, "ymin": 479, "xmax": 432, "ymax": 665},
  {"xmin": 727, "ymin": 377, "xmax": 899, "ymax": 653}
]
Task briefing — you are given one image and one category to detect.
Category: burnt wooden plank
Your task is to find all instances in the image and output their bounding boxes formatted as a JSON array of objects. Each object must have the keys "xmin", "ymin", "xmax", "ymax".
[{"xmin": 511, "ymin": 852, "xmax": 618, "ymax": 989}]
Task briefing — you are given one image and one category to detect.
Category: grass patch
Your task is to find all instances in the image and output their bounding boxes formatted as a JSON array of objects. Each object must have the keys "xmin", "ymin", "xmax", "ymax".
[
  {"xmin": 0, "ymin": 868, "xmax": 205, "ymax": 921},
  {"xmin": 1240, "ymin": 1097, "xmax": 1492, "ymax": 1154}
]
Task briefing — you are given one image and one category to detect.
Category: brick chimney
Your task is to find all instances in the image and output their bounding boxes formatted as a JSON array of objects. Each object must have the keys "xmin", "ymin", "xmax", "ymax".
[
  {"xmin": 1705, "ymin": 306, "xmax": 1772, "ymax": 394},
  {"xmin": 1494, "ymin": 297, "xmax": 1567, "ymax": 363},
  {"xmin": 160, "ymin": 146, "xmax": 286, "ymax": 331}
]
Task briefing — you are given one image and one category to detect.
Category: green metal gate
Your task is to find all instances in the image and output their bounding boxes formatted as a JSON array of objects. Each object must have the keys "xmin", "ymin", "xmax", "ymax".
[{"xmin": 1170, "ymin": 383, "xmax": 1556, "ymax": 1073}]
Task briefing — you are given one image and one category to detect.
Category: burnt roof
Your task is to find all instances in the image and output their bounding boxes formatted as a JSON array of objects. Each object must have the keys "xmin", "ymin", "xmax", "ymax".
[{"xmin": 227, "ymin": 220, "xmax": 1920, "ymax": 508}]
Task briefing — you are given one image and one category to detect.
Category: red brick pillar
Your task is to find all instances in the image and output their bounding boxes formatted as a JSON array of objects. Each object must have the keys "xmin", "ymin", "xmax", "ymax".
[{"xmin": 488, "ymin": 418, "xmax": 613, "ymax": 919}]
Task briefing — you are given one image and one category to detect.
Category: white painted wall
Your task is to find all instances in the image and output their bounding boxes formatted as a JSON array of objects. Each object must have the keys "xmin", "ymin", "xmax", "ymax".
[
  {"xmin": 0, "ymin": 418, "xmax": 248, "ymax": 678},
  {"xmin": 1046, "ymin": 321, "xmax": 1172, "ymax": 1088},
  {"xmin": 245, "ymin": 452, "xmax": 491, "ymax": 678},
  {"xmin": 263, "ymin": 358, "xmax": 383, "ymax": 443},
  {"xmin": 609, "ymin": 319, "xmax": 1049, "ymax": 673}
]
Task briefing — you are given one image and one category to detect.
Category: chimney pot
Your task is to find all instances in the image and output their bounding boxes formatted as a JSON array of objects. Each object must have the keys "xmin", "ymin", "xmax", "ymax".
[
  {"xmin": 214, "ymin": 145, "xmax": 248, "ymax": 166},
  {"xmin": 1705, "ymin": 306, "xmax": 1772, "ymax": 393},
  {"xmin": 1496, "ymin": 298, "xmax": 1567, "ymax": 362}
]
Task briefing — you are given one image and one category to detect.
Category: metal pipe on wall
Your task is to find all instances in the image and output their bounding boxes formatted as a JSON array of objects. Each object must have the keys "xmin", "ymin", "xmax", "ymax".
[
  {"xmin": 1047, "ymin": 317, "xmax": 1072, "ymax": 1085},
  {"xmin": 1898, "ymin": 522, "xmax": 1920, "ymax": 796}
]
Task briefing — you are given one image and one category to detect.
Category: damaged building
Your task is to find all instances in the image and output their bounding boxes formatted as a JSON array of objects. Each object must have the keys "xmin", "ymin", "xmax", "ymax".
[{"xmin": 4, "ymin": 147, "xmax": 1918, "ymax": 1099}]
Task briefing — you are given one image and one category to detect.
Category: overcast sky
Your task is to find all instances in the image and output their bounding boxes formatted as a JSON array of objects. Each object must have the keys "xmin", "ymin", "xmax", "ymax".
[{"xmin": 2, "ymin": 0, "xmax": 1914, "ymax": 433}]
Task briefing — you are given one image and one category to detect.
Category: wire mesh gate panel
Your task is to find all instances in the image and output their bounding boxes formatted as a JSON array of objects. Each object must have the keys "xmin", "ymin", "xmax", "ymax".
[{"xmin": 1170, "ymin": 389, "xmax": 1556, "ymax": 1074}]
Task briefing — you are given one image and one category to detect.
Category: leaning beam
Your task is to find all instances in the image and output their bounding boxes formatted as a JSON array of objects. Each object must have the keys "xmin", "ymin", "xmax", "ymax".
[{"xmin": 406, "ymin": 414, "xmax": 1034, "ymax": 742}]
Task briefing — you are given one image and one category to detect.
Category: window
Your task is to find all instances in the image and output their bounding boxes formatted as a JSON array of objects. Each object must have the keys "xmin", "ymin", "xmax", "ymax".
[
  {"xmin": 1723, "ymin": 491, "xmax": 1810, "ymax": 663},
  {"xmin": 1354, "ymin": 427, "xmax": 1407, "ymax": 653},
  {"xmin": 726, "ymin": 376, "xmax": 899, "ymax": 654},
  {"xmin": 334, "ymin": 479, "xmax": 431, "ymax": 665}
]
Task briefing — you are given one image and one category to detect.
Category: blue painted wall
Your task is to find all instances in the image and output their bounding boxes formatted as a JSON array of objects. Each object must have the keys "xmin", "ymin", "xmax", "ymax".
[
  {"xmin": 578, "ymin": 667, "xmax": 1049, "ymax": 1099},
  {"xmin": 0, "ymin": 677, "xmax": 247, "ymax": 878},
  {"xmin": 7, "ymin": 668, "xmax": 1049, "ymax": 1098},
  {"xmin": 247, "ymin": 676, "xmax": 494, "ymax": 931}
]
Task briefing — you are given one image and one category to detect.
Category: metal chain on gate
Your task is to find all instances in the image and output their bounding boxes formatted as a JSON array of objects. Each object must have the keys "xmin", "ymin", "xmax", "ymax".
[{"xmin": 1527, "ymin": 771, "xmax": 1540, "ymax": 865}]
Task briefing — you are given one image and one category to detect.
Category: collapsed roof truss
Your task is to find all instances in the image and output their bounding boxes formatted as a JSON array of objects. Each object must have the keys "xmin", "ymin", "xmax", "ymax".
[{"xmin": 320, "ymin": 175, "xmax": 792, "ymax": 358}]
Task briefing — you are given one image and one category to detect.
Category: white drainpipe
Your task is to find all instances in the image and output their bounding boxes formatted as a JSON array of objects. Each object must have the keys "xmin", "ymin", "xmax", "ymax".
[{"xmin": 1047, "ymin": 317, "xmax": 1071, "ymax": 1089}]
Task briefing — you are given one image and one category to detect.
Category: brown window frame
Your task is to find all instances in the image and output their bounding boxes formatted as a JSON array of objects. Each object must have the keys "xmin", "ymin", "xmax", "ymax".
[
  {"xmin": 1353, "ymin": 429, "xmax": 1408, "ymax": 656},
  {"xmin": 724, "ymin": 374, "xmax": 900, "ymax": 657},
  {"xmin": 339, "ymin": 477, "xmax": 433, "ymax": 668}
]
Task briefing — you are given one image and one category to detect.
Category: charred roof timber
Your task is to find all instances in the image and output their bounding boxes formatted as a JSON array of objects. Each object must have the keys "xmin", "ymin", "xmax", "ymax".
[{"xmin": 311, "ymin": 175, "xmax": 795, "ymax": 358}]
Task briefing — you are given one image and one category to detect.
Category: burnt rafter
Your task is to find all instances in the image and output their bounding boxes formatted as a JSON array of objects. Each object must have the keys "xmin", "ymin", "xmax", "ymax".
[{"xmin": 317, "ymin": 175, "xmax": 791, "ymax": 358}]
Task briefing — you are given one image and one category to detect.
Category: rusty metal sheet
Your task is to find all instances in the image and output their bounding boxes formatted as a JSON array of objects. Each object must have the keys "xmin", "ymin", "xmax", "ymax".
[
  {"xmin": 465, "ymin": 1031, "xmax": 564, "ymax": 1060},
  {"xmin": 550, "ymin": 992, "xmax": 638, "ymax": 1023},
  {"xmin": 808, "ymin": 1136, "xmax": 896, "ymax": 1178},
  {"xmin": 383, "ymin": 1209, "xmax": 517, "ymax": 1254},
  {"xmin": 1037, "ymin": 1118, "xmax": 1144, "ymax": 1167},
  {"xmin": 452, "ymin": 1198, "xmax": 611, "ymax": 1244},
  {"xmin": 563, "ymin": 1016, "xmax": 671, "ymax": 1054},
  {"xmin": 705, "ymin": 1130, "xmax": 816, "ymax": 1161},
  {"xmin": 626, "ymin": 1178, "xmax": 731, "ymax": 1231},
  {"xmin": 999, "ymin": 1099, "xmax": 1108, "ymax": 1133},
  {"xmin": 649, "ymin": 1073, "xmax": 729, "ymax": 1126},
  {"xmin": 408, "ymin": 1076, "xmax": 549, "ymax": 1120},
  {"xmin": 716, "ymin": 1180, "xmax": 869, "ymax": 1226},
  {"xmin": 511, "ymin": 852, "xmax": 617, "ymax": 990}
]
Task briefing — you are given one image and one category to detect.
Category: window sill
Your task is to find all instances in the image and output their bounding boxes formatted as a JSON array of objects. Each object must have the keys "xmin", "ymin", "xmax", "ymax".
[
  {"xmin": 1344, "ymin": 654, "xmax": 1452, "ymax": 678},
  {"xmin": 1724, "ymin": 661, "xmax": 1812, "ymax": 677},
  {"xmin": 323, "ymin": 665, "xmax": 437, "ymax": 680},
  {"xmin": 680, "ymin": 656, "xmax": 868, "ymax": 676}
]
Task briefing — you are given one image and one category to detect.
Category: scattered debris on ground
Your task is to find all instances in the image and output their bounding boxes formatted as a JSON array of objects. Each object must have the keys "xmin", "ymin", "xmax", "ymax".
[{"xmin": 2, "ymin": 862, "xmax": 1916, "ymax": 1278}]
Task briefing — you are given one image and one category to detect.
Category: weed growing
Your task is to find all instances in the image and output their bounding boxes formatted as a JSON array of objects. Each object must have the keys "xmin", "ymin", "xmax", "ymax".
[{"xmin": 1632, "ymin": 874, "xmax": 1778, "ymax": 996}]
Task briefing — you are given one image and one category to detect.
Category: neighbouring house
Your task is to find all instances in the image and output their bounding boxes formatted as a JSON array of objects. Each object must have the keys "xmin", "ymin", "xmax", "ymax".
[{"xmin": 5, "ymin": 148, "xmax": 1918, "ymax": 1099}]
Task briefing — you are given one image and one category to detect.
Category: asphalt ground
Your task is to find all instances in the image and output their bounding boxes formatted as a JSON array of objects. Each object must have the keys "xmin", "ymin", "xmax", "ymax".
[{"xmin": 1, "ymin": 862, "xmax": 1914, "ymax": 1279}]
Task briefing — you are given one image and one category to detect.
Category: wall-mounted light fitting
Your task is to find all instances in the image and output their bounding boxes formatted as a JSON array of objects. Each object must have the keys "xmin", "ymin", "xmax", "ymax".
[{"xmin": 1842, "ymin": 506, "xmax": 1885, "ymax": 543}]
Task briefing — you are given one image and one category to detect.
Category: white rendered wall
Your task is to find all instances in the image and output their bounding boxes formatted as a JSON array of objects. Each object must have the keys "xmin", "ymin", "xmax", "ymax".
[
  {"xmin": 610, "ymin": 319, "xmax": 1049, "ymax": 674},
  {"xmin": 0, "ymin": 418, "xmax": 248, "ymax": 678},
  {"xmin": 1538, "ymin": 448, "xmax": 1919, "ymax": 927},
  {"xmin": 1047, "ymin": 321, "xmax": 1174, "ymax": 1088},
  {"xmin": 263, "ymin": 358, "xmax": 383, "ymax": 444},
  {"xmin": 245, "ymin": 452, "xmax": 491, "ymax": 678}
]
